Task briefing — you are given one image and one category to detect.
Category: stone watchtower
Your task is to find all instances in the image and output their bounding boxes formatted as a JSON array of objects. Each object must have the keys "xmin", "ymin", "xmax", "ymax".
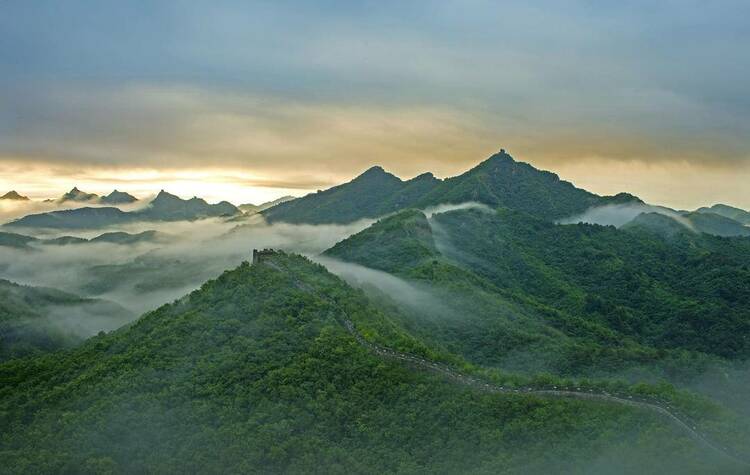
[{"xmin": 252, "ymin": 248, "xmax": 276, "ymax": 264}]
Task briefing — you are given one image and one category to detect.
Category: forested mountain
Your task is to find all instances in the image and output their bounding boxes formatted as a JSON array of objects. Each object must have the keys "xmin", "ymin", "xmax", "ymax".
[
  {"xmin": 263, "ymin": 166, "xmax": 441, "ymax": 224},
  {"xmin": 696, "ymin": 204, "xmax": 750, "ymax": 225},
  {"xmin": 5, "ymin": 206, "xmax": 135, "ymax": 229},
  {"xmin": 622, "ymin": 212, "xmax": 691, "ymax": 238},
  {"xmin": 0, "ymin": 231, "xmax": 38, "ymax": 249},
  {"xmin": 263, "ymin": 151, "xmax": 641, "ymax": 224},
  {"xmin": 413, "ymin": 151, "xmax": 637, "ymax": 220},
  {"xmin": 683, "ymin": 211, "xmax": 750, "ymax": 237},
  {"xmin": 138, "ymin": 190, "xmax": 238, "ymax": 221},
  {"xmin": 89, "ymin": 230, "xmax": 166, "ymax": 245},
  {"xmin": 0, "ymin": 230, "xmax": 166, "ymax": 248},
  {"xmin": 326, "ymin": 207, "xmax": 750, "ymax": 379},
  {"xmin": 100, "ymin": 190, "xmax": 138, "ymax": 205},
  {"xmin": 0, "ymin": 280, "xmax": 132, "ymax": 360},
  {"xmin": 1, "ymin": 253, "xmax": 744, "ymax": 473}
]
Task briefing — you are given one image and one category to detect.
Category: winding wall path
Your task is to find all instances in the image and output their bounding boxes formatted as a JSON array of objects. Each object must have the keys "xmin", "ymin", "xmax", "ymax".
[
  {"xmin": 340, "ymin": 317, "xmax": 750, "ymax": 468},
  {"xmin": 264, "ymin": 257, "xmax": 750, "ymax": 469}
]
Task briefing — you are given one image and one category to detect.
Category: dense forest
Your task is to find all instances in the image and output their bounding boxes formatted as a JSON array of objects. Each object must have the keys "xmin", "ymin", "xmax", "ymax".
[
  {"xmin": 326, "ymin": 208, "xmax": 750, "ymax": 388},
  {"xmin": 2, "ymin": 254, "xmax": 745, "ymax": 473},
  {"xmin": 0, "ymin": 280, "xmax": 132, "ymax": 361}
]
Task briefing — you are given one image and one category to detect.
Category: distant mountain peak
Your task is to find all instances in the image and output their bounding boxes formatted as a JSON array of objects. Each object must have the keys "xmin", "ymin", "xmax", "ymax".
[
  {"xmin": 351, "ymin": 166, "xmax": 402, "ymax": 186},
  {"xmin": 153, "ymin": 190, "xmax": 180, "ymax": 201},
  {"xmin": 101, "ymin": 189, "xmax": 138, "ymax": 205},
  {"xmin": 60, "ymin": 187, "xmax": 98, "ymax": 203},
  {"xmin": 473, "ymin": 149, "xmax": 550, "ymax": 177},
  {"xmin": 141, "ymin": 190, "xmax": 239, "ymax": 220},
  {"xmin": 263, "ymin": 149, "xmax": 612, "ymax": 224},
  {"xmin": 483, "ymin": 148, "xmax": 514, "ymax": 163},
  {"xmin": 605, "ymin": 192, "xmax": 644, "ymax": 205},
  {"xmin": 409, "ymin": 172, "xmax": 436, "ymax": 181},
  {"xmin": 695, "ymin": 203, "xmax": 750, "ymax": 225},
  {"xmin": 0, "ymin": 191, "xmax": 29, "ymax": 201},
  {"xmin": 358, "ymin": 165, "xmax": 390, "ymax": 178}
]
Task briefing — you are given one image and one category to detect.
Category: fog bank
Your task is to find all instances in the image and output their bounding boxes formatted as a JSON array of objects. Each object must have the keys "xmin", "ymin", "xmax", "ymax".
[{"xmin": 559, "ymin": 203, "xmax": 695, "ymax": 230}]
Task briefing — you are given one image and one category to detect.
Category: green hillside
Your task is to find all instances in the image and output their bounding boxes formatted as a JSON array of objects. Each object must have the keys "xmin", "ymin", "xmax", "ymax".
[
  {"xmin": 0, "ymin": 280, "xmax": 132, "ymax": 361},
  {"xmin": 1, "ymin": 253, "xmax": 742, "ymax": 473},
  {"xmin": 622, "ymin": 212, "xmax": 692, "ymax": 238},
  {"xmin": 326, "ymin": 208, "xmax": 750, "ymax": 382},
  {"xmin": 684, "ymin": 211, "xmax": 750, "ymax": 237},
  {"xmin": 427, "ymin": 208, "xmax": 750, "ymax": 360},
  {"xmin": 415, "ymin": 151, "xmax": 611, "ymax": 221},
  {"xmin": 696, "ymin": 204, "xmax": 750, "ymax": 225},
  {"xmin": 263, "ymin": 166, "xmax": 440, "ymax": 224}
]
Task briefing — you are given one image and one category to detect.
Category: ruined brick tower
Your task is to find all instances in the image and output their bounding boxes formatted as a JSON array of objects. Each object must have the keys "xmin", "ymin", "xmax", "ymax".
[{"xmin": 252, "ymin": 248, "xmax": 275, "ymax": 264}]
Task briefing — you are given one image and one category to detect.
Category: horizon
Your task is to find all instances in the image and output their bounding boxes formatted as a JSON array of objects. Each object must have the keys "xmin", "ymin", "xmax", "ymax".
[{"xmin": 2, "ymin": 149, "xmax": 748, "ymax": 212}]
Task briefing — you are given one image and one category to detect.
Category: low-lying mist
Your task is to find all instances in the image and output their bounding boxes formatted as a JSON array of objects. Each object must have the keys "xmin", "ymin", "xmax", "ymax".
[
  {"xmin": 421, "ymin": 201, "xmax": 493, "ymax": 217},
  {"xmin": 559, "ymin": 203, "xmax": 695, "ymax": 230},
  {"xmin": 1, "ymin": 202, "xmax": 491, "ymax": 340},
  {"xmin": 0, "ymin": 215, "xmax": 375, "ymax": 319},
  {"xmin": 313, "ymin": 256, "xmax": 449, "ymax": 318}
]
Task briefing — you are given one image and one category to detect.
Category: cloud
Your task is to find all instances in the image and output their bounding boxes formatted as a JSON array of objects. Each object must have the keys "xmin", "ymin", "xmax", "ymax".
[
  {"xmin": 559, "ymin": 203, "xmax": 695, "ymax": 230},
  {"xmin": 421, "ymin": 202, "xmax": 493, "ymax": 218},
  {"xmin": 0, "ymin": 85, "xmax": 498, "ymax": 178},
  {"xmin": 2, "ymin": 1, "xmax": 750, "ymax": 208},
  {"xmin": 312, "ymin": 256, "xmax": 447, "ymax": 318},
  {"xmin": 0, "ymin": 215, "xmax": 374, "ymax": 315}
]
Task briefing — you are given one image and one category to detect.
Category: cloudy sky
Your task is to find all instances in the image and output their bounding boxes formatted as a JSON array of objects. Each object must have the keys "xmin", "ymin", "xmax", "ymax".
[{"xmin": 2, "ymin": 1, "xmax": 749, "ymax": 208}]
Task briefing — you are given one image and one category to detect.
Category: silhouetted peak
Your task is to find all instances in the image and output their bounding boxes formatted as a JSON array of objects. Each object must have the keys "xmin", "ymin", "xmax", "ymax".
[
  {"xmin": 411, "ymin": 172, "xmax": 436, "ymax": 181},
  {"xmin": 351, "ymin": 165, "xmax": 401, "ymax": 184},
  {"xmin": 361, "ymin": 165, "xmax": 387, "ymax": 176},
  {"xmin": 60, "ymin": 187, "xmax": 98, "ymax": 202},
  {"xmin": 486, "ymin": 148, "xmax": 515, "ymax": 163},
  {"xmin": 152, "ymin": 190, "xmax": 182, "ymax": 203},
  {"xmin": 0, "ymin": 191, "xmax": 29, "ymax": 200},
  {"xmin": 606, "ymin": 192, "xmax": 644, "ymax": 204},
  {"xmin": 101, "ymin": 189, "xmax": 138, "ymax": 204}
]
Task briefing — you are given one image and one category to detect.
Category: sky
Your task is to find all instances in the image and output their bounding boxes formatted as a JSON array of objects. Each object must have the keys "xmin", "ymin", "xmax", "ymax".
[{"xmin": 1, "ymin": 0, "xmax": 749, "ymax": 209}]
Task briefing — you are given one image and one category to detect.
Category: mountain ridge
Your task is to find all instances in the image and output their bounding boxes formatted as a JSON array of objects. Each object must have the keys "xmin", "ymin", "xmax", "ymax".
[
  {"xmin": 5, "ymin": 191, "xmax": 240, "ymax": 229},
  {"xmin": 263, "ymin": 150, "xmax": 641, "ymax": 224}
]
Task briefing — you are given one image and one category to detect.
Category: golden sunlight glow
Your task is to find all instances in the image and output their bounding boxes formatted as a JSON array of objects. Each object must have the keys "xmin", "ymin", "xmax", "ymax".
[{"xmin": 0, "ymin": 164, "xmax": 310, "ymax": 205}]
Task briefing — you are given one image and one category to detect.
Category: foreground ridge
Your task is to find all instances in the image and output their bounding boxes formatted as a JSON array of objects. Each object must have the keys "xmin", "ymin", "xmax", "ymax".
[
  {"xmin": 257, "ymin": 253, "xmax": 750, "ymax": 468},
  {"xmin": 341, "ymin": 318, "xmax": 749, "ymax": 468}
]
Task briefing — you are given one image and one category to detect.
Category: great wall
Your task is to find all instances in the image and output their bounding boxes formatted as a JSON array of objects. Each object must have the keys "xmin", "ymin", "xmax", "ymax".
[{"xmin": 255, "ymin": 250, "xmax": 750, "ymax": 469}]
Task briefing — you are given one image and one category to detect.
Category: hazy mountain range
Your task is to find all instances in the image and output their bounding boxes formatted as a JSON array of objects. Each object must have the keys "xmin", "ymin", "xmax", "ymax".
[
  {"xmin": 39, "ymin": 187, "xmax": 140, "ymax": 205},
  {"xmin": 0, "ymin": 230, "xmax": 168, "ymax": 250},
  {"xmin": 4, "ymin": 151, "xmax": 749, "ymax": 237},
  {"xmin": 5, "ymin": 190, "xmax": 240, "ymax": 229}
]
